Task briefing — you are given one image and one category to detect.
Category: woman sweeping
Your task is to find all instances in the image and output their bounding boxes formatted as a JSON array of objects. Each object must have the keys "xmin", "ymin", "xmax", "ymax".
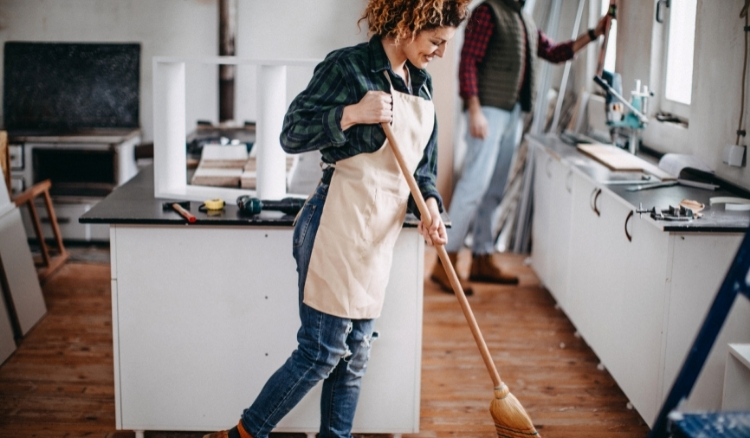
[{"xmin": 203, "ymin": 1, "xmax": 470, "ymax": 437}]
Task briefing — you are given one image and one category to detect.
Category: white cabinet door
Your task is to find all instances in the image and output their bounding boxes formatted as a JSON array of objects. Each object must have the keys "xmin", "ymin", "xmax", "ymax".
[
  {"xmin": 567, "ymin": 176, "xmax": 669, "ymax": 425},
  {"xmin": 566, "ymin": 173, "xmax": 607, "ymax": 337},
  {"xmin": 662, "ymin": 233, "xmax": 748, "ymax": 412},
  {"xmin": 545, "ymin": 157, "xmax": 575, "ymax": 309},
  {"xmin": 531, "ymin": 145, "xmax": 553, "ymax": 288},
  {"xmin": 595, "ymin": 197, "xmax": 669, "ymax": 426}
]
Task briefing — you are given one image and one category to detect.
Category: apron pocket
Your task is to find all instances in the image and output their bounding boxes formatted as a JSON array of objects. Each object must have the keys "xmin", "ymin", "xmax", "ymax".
[{"xmin": 364, "ymin": 188, "xmax": 407, "ymax": 244}]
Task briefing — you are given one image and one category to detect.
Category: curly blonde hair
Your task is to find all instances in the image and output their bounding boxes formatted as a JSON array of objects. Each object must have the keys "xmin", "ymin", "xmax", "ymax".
[{"xmin": 360, "ymin": 0, "xmax": 471, "ymax": 43}]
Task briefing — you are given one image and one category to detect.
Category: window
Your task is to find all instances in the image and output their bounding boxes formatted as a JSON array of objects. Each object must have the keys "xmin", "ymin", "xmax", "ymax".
[{"xmin": 661, "ymin": 0, "xmax": 697, "ymax": 118}]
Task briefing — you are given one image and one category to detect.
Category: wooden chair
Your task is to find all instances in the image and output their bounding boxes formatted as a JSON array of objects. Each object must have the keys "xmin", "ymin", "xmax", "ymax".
[{"xmin": 12, "ymin": 180, "xmax": 69, "ymax": 283}]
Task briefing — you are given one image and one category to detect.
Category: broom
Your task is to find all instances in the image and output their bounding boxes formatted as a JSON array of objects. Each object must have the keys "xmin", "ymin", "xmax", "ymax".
[{"xmin": 381, "ymin": 122, "xmax": 540, "ymax": 437}]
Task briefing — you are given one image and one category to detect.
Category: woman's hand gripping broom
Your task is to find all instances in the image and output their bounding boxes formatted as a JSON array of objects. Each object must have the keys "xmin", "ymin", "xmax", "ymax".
[{"xmin": 381, "ymin": 122, "xmax": 540, "ymax": 438}]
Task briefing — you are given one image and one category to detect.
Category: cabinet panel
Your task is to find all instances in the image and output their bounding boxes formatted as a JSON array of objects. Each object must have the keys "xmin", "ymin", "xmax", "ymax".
[
  {"xmin": 545, "ymin": 157, "xmax": 574, "ymax": 309},
  {"xmin": 531, "ymin": 145, "xmax": 552, "ymax": 288},
  {"xmin": 567, "ymin": 176, "xmax": 669, "ymax": 425},
  {"xmin": 113, "ymin": 225, "xmax": 423, "ymax": 433},
  {"xmin": 566, "ymin": 173, "xmax": 607, "ymax": 336},
  {"xmin": 598, "ymin": 203, "xmax": 669, "ymax": 426},
  {"xmin": 662, "ymin": 233, "xmax": 747, "ymax": 411}
]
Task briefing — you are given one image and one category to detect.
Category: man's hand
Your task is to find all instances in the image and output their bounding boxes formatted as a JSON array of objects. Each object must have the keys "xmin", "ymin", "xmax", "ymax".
[
  {"xmin": 595, "ymin": 14, "xmax": 612, "ymax": 38},
  {"xmin": 466, "ymin": 96, "xmax": 488, "ymax": 140},
  {"xmin": 417, "ymin": 197, "xmax": 447, "ymax": 246},
  {"xmin": 341, "ymin": 91, "xmax": 392, "ymax": 131}
]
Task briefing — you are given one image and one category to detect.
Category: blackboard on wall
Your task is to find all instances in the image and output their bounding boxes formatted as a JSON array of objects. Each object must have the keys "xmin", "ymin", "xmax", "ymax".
[{"xmin": 3, "ymin": 42, "xmax": 140, "ymax": 132}]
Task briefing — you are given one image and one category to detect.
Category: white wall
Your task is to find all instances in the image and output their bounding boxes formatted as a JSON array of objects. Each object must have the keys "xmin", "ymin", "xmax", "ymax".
[
  {"xmin": 0, "ymin": 0, "xmax": 373, "ymax": 143},
  {"xmin": 618, "ymin": 0, "xmax": 750, "ymax": 188},
  {"xmin": 0, "ymin": 0, "xmax": 463, "ymax": 197},
  {"xmin": 0, "ymin": 0, "xmax": 218, "ymax": 143},
  {"xmin": 234, "ymin": 0, "xmax": 369, "ymax": 126}
]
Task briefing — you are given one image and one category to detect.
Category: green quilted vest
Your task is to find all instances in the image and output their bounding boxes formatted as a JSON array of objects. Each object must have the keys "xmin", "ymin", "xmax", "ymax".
[{"xmin": 476, "ymin": 0, "xmax": 538, "ymax": 111}]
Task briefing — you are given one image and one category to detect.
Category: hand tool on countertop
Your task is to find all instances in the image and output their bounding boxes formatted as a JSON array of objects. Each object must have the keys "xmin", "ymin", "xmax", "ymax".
[
  {"xmin": 236, "ymin": 196, "xmax": 306, "ymax": 216},
  {"xmin": 381, "ymin": 122, "xmax": 539, "ymax": 438},
  {"xmin": 603, "ymin": 174, "xmax": 655, "ymax": 185},
  {"xmin": 198, "ymin": 199, "xmax": 226, "ymax": 216},
  {"xmin": 162, "ymin": 201, "xmax": 196, "ymax": 223},
  {"xmin": 636, "ymin": 202, "xmax": 698, "ymax": 221},
  {"xmin": 626, "ymin": 179, "xmax": 720, "ymax": 192}
]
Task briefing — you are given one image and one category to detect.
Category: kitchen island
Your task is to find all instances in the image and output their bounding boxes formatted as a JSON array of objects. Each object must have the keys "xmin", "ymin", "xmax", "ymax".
[{"xmin": 81, "ymin": 166, "xmax": 428, "ymax": 438}]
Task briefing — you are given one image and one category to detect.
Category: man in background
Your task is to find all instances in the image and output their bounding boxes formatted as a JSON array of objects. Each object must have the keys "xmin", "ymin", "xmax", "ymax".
[{"xmin": 431, "ymin": 0, "xmax": 610, "ymax": 294}]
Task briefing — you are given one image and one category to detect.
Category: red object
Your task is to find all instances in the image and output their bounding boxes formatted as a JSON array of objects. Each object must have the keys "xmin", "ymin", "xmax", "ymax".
[{"xmin": 172, "ymin": 203, "xmax": 196, "ymax": 223}]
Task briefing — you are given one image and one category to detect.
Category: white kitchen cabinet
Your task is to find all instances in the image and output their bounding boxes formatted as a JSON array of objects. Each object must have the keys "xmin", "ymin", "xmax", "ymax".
[
  {"xmin": 110, "ymin": 224, "xmax": 424, "ymax": 436},
  {"xmin": 565, "ymin": 173, "xmax": 608, "ymax": 337},
  {"xmin": 662, "ymin": 233, "xmax": 747, "ymax": 410},
  {"xmin": 531, "ymin": 146, "xmax": 553, "ymax": 289},
  {"xmin": 530, "ymin": 144, "xmax": 575, "ymax": 309},
  {"xmin": 574, "ymin": 182, "xmax": 669, "ymax": 424},
  {"xmin": 529, "ymin": 136, "xmax": 749, "ymax": 426}
]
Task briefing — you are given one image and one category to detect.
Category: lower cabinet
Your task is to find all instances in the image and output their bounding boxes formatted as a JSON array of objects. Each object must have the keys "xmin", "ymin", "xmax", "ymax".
[
  {"xmin": 109, "ymin": 224, "xmax": 424, "ymax": 435},
  {"xmin": 567, "ymin": 171, "xmax": 669, "ymax": 424},
  {"xmin": 531, "ymin": 146, "xmax": 574, "ymax": 309},
  {"xmin": 530, "ymin": 140, "xmax": 749, "ymax": 426}
]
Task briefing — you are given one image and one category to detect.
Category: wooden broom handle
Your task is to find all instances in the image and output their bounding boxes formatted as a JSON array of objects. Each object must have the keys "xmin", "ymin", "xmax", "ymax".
[
  {"xmin": 596, "ymin": 0, "xmax": 617, "ymax": 77},
  {"xmin": 381, "ymin": 122, "xmax": 502, "ymax": 388}
]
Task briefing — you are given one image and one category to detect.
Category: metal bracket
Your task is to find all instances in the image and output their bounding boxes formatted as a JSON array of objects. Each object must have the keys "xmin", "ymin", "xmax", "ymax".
[{"xmin": 637, "ymin": 202, "xmax": 694, "ymax": 221}]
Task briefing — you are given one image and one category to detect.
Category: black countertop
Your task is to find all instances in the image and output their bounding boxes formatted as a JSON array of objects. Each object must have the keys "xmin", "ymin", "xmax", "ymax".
[
  {"xmin": 80, "ymin": 165, "xmax": 426, "ymax": 227},
  {"xmin": 529, "ymin": 134, "xmax": 750, "ymax": 233}
]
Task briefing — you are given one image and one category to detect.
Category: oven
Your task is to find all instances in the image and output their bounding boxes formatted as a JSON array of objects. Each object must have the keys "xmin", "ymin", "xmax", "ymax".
[
  {"xmin": 9, "ymin": 132, "xmax": 140, "ymax": 241},
  {"xmin": 4, "ymin": 41, "xmax": 141, "ymax": 241}
]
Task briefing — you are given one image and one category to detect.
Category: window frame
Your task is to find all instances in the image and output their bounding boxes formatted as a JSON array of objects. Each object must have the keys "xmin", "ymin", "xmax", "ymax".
[{"xmin": 658, "ymin": 0, "xmax": 697, "ymax": 120}]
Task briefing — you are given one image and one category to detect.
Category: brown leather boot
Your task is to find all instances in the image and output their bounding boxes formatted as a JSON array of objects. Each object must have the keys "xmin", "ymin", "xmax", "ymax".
[
  {"xmin": 469, "ymin": 254, "xmax": 519, "ymax": 285},
  {"xmin": 203, "ymin": 421, "xmax": 252, "ymax": 438},
  {"xmin": 430, "ymin": 252, "xmax": 473, "ymax": 296}
]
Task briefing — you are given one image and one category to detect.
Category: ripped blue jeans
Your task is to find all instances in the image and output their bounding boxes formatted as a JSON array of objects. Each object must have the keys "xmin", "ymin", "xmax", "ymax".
[{"xmin": 241, "ymin": 181, "xmax": 377, "ymax": 438}]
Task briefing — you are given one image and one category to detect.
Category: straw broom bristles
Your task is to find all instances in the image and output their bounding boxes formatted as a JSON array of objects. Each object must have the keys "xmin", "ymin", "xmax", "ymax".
[{"xmin": 491, "ymin": 384, "xmax": 539, "ymax": 437}]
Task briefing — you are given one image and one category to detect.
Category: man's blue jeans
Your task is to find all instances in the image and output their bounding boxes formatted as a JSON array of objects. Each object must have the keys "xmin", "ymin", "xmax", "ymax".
[
  {"xmin": 240, "ymin": 181, "xmax": 377, "ymax": 438},
  {"xmin": 445, "ymin": 104, "xmax": 524, "ymax": 255}
]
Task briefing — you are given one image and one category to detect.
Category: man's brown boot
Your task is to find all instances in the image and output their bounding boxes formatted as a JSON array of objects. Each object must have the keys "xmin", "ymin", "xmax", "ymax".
[
  {"xmin": 430, "ymin": 252, "xmax": 473, "ymax": 296},
  {"xmin": 203, "ymin": 421, "xmax": 252, "ymax": 438},
  {"xmin": 469, "ymin": 253, "xmax": 519, "ymax": 285}
]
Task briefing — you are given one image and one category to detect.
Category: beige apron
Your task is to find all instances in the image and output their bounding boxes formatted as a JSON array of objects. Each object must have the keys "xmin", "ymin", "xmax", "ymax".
[{"xmin": 303, "ymin": 72, "xmax": 435, "ymax": 319}]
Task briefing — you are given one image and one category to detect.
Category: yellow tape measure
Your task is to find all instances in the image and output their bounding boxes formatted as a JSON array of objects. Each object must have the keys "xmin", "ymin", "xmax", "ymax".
[{"xmin": 202, "ymin": 198, "xmax": 226, "ymax": 211}]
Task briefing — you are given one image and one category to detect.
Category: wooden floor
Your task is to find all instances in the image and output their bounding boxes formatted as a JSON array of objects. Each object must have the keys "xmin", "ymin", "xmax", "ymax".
[{"xmin": 0, "ymin": 248, "xmax": 650, "ymax": 438}]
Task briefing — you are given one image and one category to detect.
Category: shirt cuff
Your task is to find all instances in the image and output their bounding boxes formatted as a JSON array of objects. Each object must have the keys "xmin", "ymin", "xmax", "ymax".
[
  {"xmin": 407, "ymin": 191, "xmax": 444, "ymax": 220},
  {"xmin": 323, "ymin": 105, "xmax": 347, "ymax": 146}
]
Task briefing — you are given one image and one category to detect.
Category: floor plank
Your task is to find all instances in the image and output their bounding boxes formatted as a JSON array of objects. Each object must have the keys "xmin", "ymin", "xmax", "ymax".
[{"xmin": 0, "ymin": 248, "xmax": 650, "ymax": 437}]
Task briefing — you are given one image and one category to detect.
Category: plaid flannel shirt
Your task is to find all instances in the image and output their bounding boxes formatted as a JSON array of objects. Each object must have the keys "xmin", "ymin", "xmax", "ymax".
[{"xmin": 280, "ymin": 36, "xmax": 443, "ymax": 215}]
